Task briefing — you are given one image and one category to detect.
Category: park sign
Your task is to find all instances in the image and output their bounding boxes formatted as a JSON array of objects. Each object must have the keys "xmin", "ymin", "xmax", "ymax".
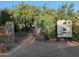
[{"xmin": 57, "ymin": 20, "xmax": 72, "ymax": 37}]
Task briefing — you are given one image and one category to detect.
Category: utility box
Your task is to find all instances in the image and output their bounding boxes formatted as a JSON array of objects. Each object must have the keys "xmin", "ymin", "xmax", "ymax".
[{"xmin": 57, "ymin": 20, "xmax": 72, "ymax": 37}]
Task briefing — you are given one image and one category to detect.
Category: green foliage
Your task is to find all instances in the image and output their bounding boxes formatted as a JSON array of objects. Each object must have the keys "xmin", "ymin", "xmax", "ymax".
[
  {"xmin": 41, "ymin": 15, "xmax": 56, "ymax": 39},
  {"xmin": 10, "ymin": 2, "xmax": 40, "ymax": 31},
  {"xmin": 0, "ymin": 2, "xmax": 79, "ymax": 40},
  {"xmin": 0, "ymin": 9, "xmax": 11, "ymax": 25},
  {"xmin": 33, "ymin": 7, "xmax": 57, "ymax": 39},
  {"xmin": 72, "ymin": 12, "xmax": 79, "ymax": 40}
]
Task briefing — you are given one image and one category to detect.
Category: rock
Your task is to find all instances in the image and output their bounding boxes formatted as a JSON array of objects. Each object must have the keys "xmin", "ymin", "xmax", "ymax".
[
  {"xmin": 0, "ymin": 43, "xmax": 9, "ymax": 52},
  {"xmin": 5, "ymin": 21, "xmax": 15, "ymax": 43}
]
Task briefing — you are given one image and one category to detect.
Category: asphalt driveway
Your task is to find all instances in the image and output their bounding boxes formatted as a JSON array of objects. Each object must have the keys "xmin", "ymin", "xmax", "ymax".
[
  {"xmin": 0, "ymin": 38, "xmax": 79, "ymax": 57},
  {"xmin": 9, "ymin": 40, "xmax": 79, "ymax": 57}
]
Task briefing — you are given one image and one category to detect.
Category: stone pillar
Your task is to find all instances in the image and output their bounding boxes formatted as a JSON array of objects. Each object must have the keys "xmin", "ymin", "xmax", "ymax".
[{"xmin": 5, "ymin": 21, "xmax": 15, "ymax": 43}]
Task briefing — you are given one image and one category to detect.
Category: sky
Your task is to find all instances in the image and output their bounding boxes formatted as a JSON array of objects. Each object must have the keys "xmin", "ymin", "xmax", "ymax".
[{"xmin": 0, "ymin": 1, "xmax": 79, "ymax": 11}]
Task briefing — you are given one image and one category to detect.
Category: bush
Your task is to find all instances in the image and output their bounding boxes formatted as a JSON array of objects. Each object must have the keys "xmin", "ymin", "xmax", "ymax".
[
  {"xmin": 72, "ymin": 19, "xmax": 79, "ymax": 40},
  {"xmin": 34, "ymin": 14, "xmax": 56, "ymax": 40}
]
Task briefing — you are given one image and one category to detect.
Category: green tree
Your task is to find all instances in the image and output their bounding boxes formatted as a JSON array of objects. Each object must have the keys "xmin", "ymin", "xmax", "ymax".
[
  {"xmin": 33, "ymin": 6, "xmax": 57, "ymax": 40},
  {"xmin": 0, "ymin": 9, "xmax": 11, "ymax": 25},
  {"xmin": 0, "ymin": 2, "xmax": 79, "ymax": 40},
  {"xmin": 10, "ymin": 2, "xmax": 39, "ymax": 31}
]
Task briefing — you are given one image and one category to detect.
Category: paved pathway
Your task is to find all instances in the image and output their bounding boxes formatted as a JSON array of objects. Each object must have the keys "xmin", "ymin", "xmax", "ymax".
[
  {"xmin": 9, "ymin": 40, "xmax": 79, "ymax": 57},
  {"xmin": 1, "ymin": 38, "xmax": 79, "ymax": 57}
]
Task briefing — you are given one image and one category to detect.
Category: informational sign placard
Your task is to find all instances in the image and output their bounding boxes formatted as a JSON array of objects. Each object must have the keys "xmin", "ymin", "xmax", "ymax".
[{"xmin": 57, "ymin": 20, "xmax": 72, "ymax": 37}]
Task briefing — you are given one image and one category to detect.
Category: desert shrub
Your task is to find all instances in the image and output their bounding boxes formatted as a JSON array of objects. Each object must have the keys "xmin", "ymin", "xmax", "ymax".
[
  {"xmin": 0, "ymin": 2, "xmax": 79, "ymax": 40},
  {"xmin": 34, "ymin": 13, "xmax": 56, "ymax": 40},
  {"xmin": 72, "ymin": 18, "xmax": 79, "ymax": 40}
]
